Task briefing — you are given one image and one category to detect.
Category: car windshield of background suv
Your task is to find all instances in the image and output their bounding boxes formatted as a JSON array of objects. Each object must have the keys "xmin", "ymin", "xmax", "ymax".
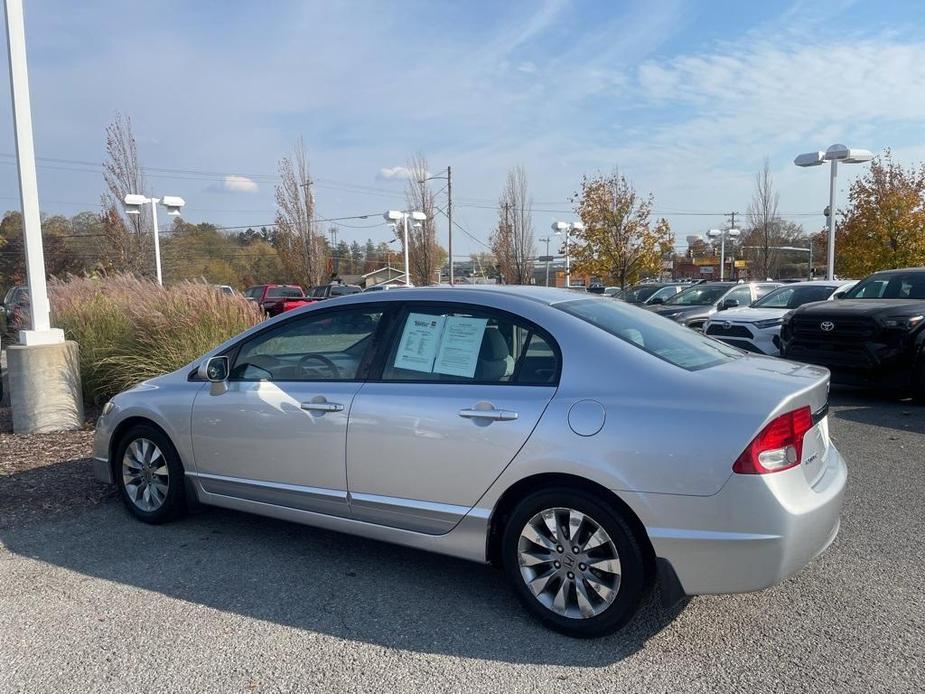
[
  {"xmin": 664, "ymin": 285, "xmax": 729, "ymax": 306},
  {"xmin": 753, "ymin": 285, "xmax": 835, "ymax": 309},
  {"xmin": 845, "ymin": 273, "xmax": 925, "ymax": 299}
]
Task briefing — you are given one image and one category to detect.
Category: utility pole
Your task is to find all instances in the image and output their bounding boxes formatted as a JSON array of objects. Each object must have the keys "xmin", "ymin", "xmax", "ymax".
[
  {"xmin": 539, "ymin": 236, "xmax": 551, "ymax": 286},
  {"xmin": 727, "ymin": 211, "xmax": 738, "ymax": 279},
  {"xmin": 447, "ymin": 166, "xmax": 453, "ymax": 285}
]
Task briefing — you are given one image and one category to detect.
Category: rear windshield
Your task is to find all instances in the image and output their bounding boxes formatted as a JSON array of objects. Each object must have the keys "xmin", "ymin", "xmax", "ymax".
[
  {"xmin": 753, "ymin": 285, "xmax": 835, "ymax": 308},
  {"xmin": 664, "ymin": 284, "xmax": 730, "ymax": 306},
  {"xmin": 557, "ymin": 298, "xmax": 741, "ymax": 370},
  {"xmin": 844, "ymin": 272, "xmax": 925, "ymax": 299},
  {"xmin": 267, "ymin": 287, "xmax": 303, "ymax": 298}
]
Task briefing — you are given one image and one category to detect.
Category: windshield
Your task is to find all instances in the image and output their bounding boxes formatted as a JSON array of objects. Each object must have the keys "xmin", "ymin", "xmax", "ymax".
[
  {"xmin": 664, "ymin": 284, "xmax": 730, "ymax": 306},
  {"xmin": 753, "ymin": 284, "xmax": 836, "ymax": 308},
  {"xmin": 558, "ymin": 298, "xmax": 740, "ymax": 370},
  {"xmin": 621, "ymin": 285, "xmax": 660, "ymax": 303},
  {"xmin": 267, "ymin": 287, "xmax": 303, "ymax": 298},
  {"xmin": 844, "ymin": 272, "xmax": 925, "ymax": 300}
]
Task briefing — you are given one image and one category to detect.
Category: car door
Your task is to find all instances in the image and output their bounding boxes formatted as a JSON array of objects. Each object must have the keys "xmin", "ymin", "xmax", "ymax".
[
  {"xmin": 345, "ymin": 302, "xmax": 560, "ymax": 534},
  {"xmin": 189, "ymin": 304, "xmax": 386, "ymax": 517},
  {"xmin": 722, "ymin": 284, "xmax": 754, "ymax": 310}
]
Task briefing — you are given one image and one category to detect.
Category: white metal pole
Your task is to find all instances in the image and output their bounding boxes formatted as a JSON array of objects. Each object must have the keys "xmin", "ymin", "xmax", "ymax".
[
  {"xmin": 565, "ymin": 228, "xmax": 571, "ymax": 288},
  {"xmin": 402, "ymin": 214, "xmax": 411, "ymax": 287},
  {"xmin": 4, "ymin": 0, "xmax": 53, "ymax": 339},
  {"xmin": 150, "ymin": 197, "xmax": 163, "ymax": 286},
  {"xmin": 826, "ymin": 160, "xmax": 838, "ymax": 280},
  {"xmin": 544, "ymin": 237, "xmax": 550, "ymax": 287},
  {"xmin": 719, "ymin": 233, "xmax": 726, "ymax": 281}
]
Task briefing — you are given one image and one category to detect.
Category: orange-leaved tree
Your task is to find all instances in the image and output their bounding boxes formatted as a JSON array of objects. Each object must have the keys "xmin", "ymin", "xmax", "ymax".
[
  {"xmin": 836, "ymin": 149, "xmax": 925, "ymax": 277},
  {"xmin": 570, "ymin": 171, "xmax": 673, "ymax": 287}
]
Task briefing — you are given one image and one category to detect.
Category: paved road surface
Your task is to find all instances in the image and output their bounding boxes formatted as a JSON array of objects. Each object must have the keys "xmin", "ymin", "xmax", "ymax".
[{"xmin": 1, "ymin": 390, "xmax": 923, "ymax": 693}]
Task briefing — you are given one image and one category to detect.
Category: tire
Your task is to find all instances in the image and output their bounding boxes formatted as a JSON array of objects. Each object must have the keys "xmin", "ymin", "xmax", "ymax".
[
  {"xmin": 501, "ymin": 488, "xmax": 646, "ymax": 638},
  {"xmin": 114, "ymin": 424, "xmax": 186, "ymax": 524},
  {"xmin": 913, "ymin": 357, "xmax": 925, "ymax": 405}
]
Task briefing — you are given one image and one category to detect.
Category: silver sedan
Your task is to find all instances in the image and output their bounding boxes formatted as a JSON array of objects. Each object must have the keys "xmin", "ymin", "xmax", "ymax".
[{"xmin": 92, "ymin": 286, "xmax": 846, "ymax": 637}]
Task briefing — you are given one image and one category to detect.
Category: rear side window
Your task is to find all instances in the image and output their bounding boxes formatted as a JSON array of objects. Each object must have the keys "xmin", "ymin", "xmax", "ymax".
[
  {"xmin": 380, "ymin": 306, "xmax": 559, "ymax": 385},
  {"xmin": 267, "ymin": 287, "xmax": 303, "ymax": 298},
  {"xmin": 557, "ymin": 298, "xmax": 740, "ymax": 370}
]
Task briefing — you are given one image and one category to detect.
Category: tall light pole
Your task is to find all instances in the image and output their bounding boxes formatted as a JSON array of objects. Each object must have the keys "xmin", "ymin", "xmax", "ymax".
[
  {"xmin": 538, "ymin": 236, "xmax": 551, "ymax": 286},
  {"xmin": 124, "ymin": 195, "xmax": 186, "ymax": 286},
  {"xmin": 4, "ymin": 0, "xmax": 59, "ymax": 345},
  {"xmin": 794, "ymin": 144, "xmax": 873, "ymax": 280},
  {"xmin": 384, "ymin": 210, "xmax": 426, "ymax": 287},
  {"xmin": 707, "ymin": 228, "xmax": 740, "ymax": 281},
  {"xmin": 552, "ymin": 221, "xmax": 584, "ymax": 288},
  {"xmin": 420, "ymin": 167, "xmax": 452, "ymax": 284}
]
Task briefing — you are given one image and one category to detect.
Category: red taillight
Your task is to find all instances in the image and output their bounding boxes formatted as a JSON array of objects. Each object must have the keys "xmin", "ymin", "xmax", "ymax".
[{"xmin": 733, "ymin": 406, "xmax": 813, "ymax": 475}]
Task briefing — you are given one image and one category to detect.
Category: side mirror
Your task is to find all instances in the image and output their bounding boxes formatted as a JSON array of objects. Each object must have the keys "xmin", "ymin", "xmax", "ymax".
[
  {"xmin": 648, "ymin": 297, "xmax": 665, "ymax": 305},
  {"xmin": 834, "ymin": 291, "xmax": 847, "ymax": 299},
  {"xmin": 198, "ymin": 356, "xmax": 229, "ymax": 382},
  {"xmin": 720, "ymin": 298, "xmax": 739, "ymax": 310}
]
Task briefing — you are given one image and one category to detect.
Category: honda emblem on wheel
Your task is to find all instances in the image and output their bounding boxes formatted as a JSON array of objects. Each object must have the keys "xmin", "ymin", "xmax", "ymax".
[{"xmin": 820, "ymin": 321, "xmax": 835, "ymax": 332}]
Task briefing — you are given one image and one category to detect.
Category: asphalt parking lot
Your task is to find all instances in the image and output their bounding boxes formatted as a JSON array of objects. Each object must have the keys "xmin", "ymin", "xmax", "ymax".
[{"xmin": 1, "ymin": 389, "xmax": 923, "ymax": 693}]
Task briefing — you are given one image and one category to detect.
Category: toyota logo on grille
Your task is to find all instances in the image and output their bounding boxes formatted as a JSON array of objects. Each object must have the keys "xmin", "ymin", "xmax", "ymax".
[
  {"xmin": 722, "ymin": 321, "xmax": 732, "ymax": 329},
  {"xmin": 820, "ymin": 321, "xmax": 835, "ymax": 332}
]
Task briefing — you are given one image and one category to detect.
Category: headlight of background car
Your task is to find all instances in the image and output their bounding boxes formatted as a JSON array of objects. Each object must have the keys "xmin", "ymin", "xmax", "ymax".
[
  {"xmin": 882, "ymin": 315, "xmax": 924, "ymax": 330},
  {"xmin": 754, "ymin": 317, "xmax": 784, "ymax": 329}
]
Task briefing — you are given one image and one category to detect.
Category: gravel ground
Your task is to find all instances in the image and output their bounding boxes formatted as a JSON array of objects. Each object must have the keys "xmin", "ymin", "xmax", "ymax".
[{"xmin": 0, "ymin": 390, "xmax": 923, "ymax": 693}]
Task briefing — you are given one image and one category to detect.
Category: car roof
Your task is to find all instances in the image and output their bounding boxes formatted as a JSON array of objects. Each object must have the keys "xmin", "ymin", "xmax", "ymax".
[{"xmin": 300, "ymin": 284, "xmax": 590, "ymax": 308}]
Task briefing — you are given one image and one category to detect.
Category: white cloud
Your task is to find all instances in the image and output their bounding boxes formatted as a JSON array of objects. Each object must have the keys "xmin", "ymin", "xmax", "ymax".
[
  {"xmin": 377, "ymin": 166, "xmax": 431, "ymax": 181},
  {"xmin": 223, "ymin": 175, "xmax": 259, "ymax": 193},
  {"xmin": 516, "ymin": 61, "xmax": 537, "ymax": 75}
]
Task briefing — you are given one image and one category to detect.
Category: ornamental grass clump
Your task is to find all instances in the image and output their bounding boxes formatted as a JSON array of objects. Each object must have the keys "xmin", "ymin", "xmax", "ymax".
[{"xmin": 50, "ymin": 274, "xmax": 261, "ymax": 404}]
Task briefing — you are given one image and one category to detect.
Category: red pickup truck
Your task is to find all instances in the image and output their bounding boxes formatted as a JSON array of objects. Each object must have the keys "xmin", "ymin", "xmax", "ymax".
[{"xmin": 243, "ymin": 284, "xmax": 315, "ymax": 316}]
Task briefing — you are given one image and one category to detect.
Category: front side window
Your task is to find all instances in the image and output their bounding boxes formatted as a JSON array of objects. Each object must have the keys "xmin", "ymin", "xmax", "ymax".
[
  {"xmin": 558, "ymin": 298, "xmax": 740, "ymax": 370},
  {"xmin": 621, "ymin": 285, "xmax": 659, "ymax": 304},
  {"xmin": 754, "ymin": 285, "xmax": 835, "ymax": 308},
  {"xmin": 230, "ymin": 308, "xmax": 383, "ymax": 381},
  {"xmin": 724, "ymin": 285, "xmax": 753, "ymax": 307},
  {"xmin": 381, "ymin": 306, "xmax": 559, "ymax": 384},
  {"xmin": 646, "ymin": 286, "xmax": 679, "ymax": 303},
  {"xmin": 665, "ymin": 284, "xmax": 731, "ymax": 306}
]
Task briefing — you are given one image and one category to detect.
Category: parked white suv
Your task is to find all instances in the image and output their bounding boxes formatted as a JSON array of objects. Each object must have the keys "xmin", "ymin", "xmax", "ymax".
[{"xmin": 704, "ymin": 280, "xmax": 857, "ymax": 355}]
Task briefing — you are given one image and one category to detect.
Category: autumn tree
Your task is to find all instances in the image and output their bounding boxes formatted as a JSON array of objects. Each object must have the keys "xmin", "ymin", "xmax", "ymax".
[
  {"xmin": 100, "ymin": 113, "xmax": 152, "ymax": 275},
  {"xmin": 403, "ymin": 154, "xmax": 445, "ymax": 285},
  {"xmin": 490, "ymin": 165, "xmax": 535, "ymax": 284},
  {"xmin": 570, "ymin": 170, "xmax": 673, "ymax": 287},
  {"xmin": 274, "ymin": 139, "xmax": 327, "ymax": 287},
  {"xmin": 835, "ymin": 149, "xmax": 925, "ymax": 277},
  {"xmin": 746, "ymin": 158, "xmax": 780, "ymax": 279}
]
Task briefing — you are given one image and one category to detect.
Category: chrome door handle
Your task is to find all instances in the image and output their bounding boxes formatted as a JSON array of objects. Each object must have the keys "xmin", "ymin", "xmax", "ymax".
[
  {"xmin": 458, "ymin": 408, "xmax": 518, "ymax": 421},
  {"xmin": 301, "ymin": 401, "xmax": 344, "ymax": 413}
]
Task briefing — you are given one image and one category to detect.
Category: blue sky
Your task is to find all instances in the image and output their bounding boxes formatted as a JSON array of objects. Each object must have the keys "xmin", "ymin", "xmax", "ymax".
[{"xmin": 1, "ymin": 0, "xmax": 925, "ymax": 258}]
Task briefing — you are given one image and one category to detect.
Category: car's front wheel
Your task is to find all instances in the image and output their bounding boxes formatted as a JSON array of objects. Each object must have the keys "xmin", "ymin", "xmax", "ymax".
[
  {"xmin": 115, "ymin": 424, "xmax": 186, "ymax": 524},
  {"xmin": 501, "ymin": 488, "xmax": 646, "ymax": 638}
]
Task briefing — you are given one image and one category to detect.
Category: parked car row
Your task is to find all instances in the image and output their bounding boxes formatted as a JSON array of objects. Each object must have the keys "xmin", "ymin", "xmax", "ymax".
[{"xmin": 243, "ymin": 282, "xmax": 363, "ymax": 316}]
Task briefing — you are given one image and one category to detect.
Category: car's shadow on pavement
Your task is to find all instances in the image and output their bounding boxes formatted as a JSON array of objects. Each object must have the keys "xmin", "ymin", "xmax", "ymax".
[
  {"xmin": 829, "ymin": 386, "xmax": 925, "ymax": 435},
  {"xmin": 0, "ymin": 465, "xmax": 687, "ymax": 666}
]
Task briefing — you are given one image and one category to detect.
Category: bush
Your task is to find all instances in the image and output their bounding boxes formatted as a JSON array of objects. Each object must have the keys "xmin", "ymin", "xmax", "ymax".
[{"xmin": 50, "ymin": 275, "xmax": 262, "ymax": 404}]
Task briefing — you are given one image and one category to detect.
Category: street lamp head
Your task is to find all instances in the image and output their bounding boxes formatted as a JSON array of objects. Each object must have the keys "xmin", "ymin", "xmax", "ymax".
[
  {"xmin": 552, "ymin": 221, "xmax": 570, "ymax": 233},
  {"xmin": 571, "ymin": 221, "xmax": 585, "ymax": 232},
  {"xmin": 410, "ymin": 211, "xmax": 427, "ymax": 221},
  {"xmin": 794, "ymin": 151, "xmax": 825, "ymax": 167},
  {"xmin": 123, "ymin": 193, "xmax": 147, "ymax": 215},
  {"xmin": 707, "ymin": 228, "xmax": 721, "ymax": 238},
  {"xmin": 161, "ymin": 195, "xmax": 185, "ymax": 216},
  {"xmin": 383, "ymin": 210, "xmax": 403, "ymax": 222},
  {"xmin": 824, "ymin": 144, "xmax": 873, "ymax": 164},
  {"xmin": 728, "ymin": 228, "xmax": 741, "ymax": 238}
]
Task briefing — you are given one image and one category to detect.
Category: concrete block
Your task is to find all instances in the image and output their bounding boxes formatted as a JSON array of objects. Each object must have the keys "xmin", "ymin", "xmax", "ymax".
[{"xmin": 6, "ymin": 340, "xmax": 84, "ymax": 433}]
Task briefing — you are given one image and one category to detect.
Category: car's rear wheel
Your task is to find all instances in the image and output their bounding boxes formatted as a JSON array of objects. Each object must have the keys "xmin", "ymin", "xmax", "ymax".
[
  {"xmin": 501, "ymin": 488, "xmax": 646, "ymax": 637},
  {"xmin": 115, "ymin": 424, "xmax": 186, "ymax": 524}
]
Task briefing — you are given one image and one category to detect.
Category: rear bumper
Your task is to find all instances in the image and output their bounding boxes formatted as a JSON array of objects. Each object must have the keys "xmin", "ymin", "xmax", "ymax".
[{"xmin": 628, "ymin": 442, "xmax": 847, "ymax": 596}]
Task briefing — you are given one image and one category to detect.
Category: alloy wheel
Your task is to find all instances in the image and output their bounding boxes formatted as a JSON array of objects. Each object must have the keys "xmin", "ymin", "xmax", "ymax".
[
  {"xmin": 122, "ymin": 438, "xmax": 169, "ymax": 512},
  {"xmin": 517, "ymin": 507, "xmax": 622, "ymax": 619}
]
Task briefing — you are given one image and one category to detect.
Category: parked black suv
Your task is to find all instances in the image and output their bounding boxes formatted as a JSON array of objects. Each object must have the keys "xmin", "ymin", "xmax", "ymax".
[{"xmin": 780, "ymin": 268, "xmax": 925, "ymax": 397}]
